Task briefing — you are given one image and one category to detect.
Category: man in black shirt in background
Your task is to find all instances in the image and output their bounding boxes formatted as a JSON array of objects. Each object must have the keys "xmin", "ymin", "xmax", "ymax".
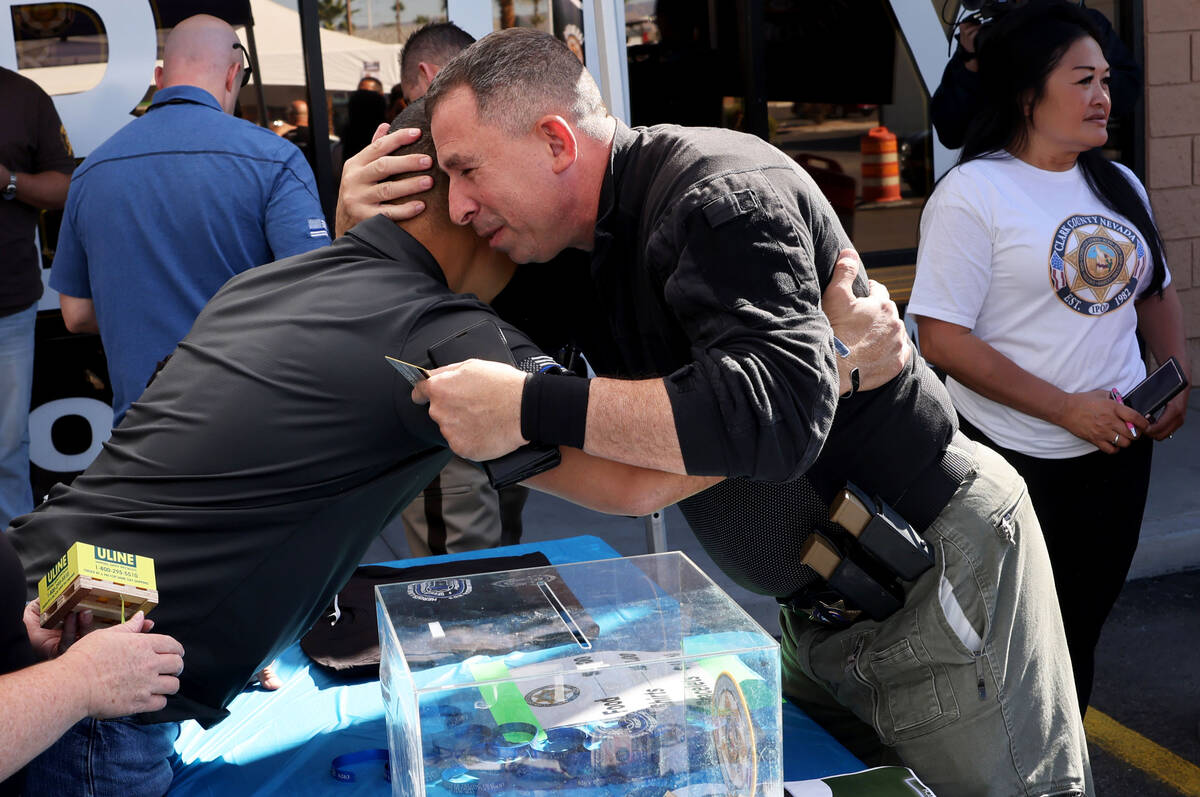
[
  {"xmin": 390, "ymin": 21, "xmax": 533, "ymax": 563},
  {"xmin": 0, "ymin": 66, "xmax": 74, "ymax": 529},
  {"xmin": 395, "ymin": 29, "xmax": 1091, "ymax": 796}
]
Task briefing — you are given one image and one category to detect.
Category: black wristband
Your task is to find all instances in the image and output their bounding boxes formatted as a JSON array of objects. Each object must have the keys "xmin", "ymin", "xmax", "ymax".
[{"xmin": 520, "ymin": 372, "xmax": 590, "ymax": 449}]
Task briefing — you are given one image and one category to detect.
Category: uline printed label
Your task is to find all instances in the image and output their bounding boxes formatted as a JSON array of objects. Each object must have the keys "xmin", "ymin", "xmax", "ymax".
[
  {"xmin": 37, "ymin": 542, "xmax": 157, "ymax": 609},
  {"xmin": 94, "ymin": 547, "xmax": 137, "ymax": 566}
]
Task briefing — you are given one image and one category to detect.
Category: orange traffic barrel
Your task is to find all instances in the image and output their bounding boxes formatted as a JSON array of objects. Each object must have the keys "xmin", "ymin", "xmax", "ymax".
[{"xmin": 861, "ymin": 126, "xmax": 902, "ymax": 202}]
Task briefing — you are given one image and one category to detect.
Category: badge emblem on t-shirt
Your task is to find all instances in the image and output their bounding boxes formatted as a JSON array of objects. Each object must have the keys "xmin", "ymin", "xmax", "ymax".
[{"xmin": 1048, "ymin": 214, "xmax": 1146, "ymax": 316}]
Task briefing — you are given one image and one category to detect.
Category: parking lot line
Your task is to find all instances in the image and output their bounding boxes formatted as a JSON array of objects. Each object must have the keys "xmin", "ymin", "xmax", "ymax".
[{"xmin": 1086, "ymin": 708, "xmax": 1200, "ymax": 796}]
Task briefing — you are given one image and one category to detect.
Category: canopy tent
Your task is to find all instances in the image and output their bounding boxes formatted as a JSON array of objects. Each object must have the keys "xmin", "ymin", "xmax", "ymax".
[
  {"xmin": 16, "ymin": 0, "xmax": 399, "ymax": 95},
  {"xmin": 236, "ymin": 0, "xmax": 400, "ymax": 91}
]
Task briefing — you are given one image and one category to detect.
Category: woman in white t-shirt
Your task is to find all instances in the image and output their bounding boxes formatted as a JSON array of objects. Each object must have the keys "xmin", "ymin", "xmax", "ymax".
[{"xmin": 908, "ymin": 1, "xmax": 1189, "ymax": 716}]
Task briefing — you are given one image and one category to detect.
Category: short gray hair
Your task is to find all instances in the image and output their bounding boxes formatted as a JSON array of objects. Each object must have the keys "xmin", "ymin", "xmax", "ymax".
[{"xmin": 425, "ymin": 28, "xmax": 608, "ymax": 138}]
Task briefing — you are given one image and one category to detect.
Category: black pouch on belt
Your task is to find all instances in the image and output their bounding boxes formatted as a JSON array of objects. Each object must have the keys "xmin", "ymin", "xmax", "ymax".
[
  {"xmin": 830, "ymin": 482, "xmax": 935, "ymax": 581},
  {"xmin": 797, "ymin": 534, "xmax": 903, "ymax": 622}
]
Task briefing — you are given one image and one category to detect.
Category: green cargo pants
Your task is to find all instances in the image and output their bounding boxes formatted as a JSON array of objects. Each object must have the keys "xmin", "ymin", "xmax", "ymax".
[{"xmin": 782, "ymin": 444, "xmax": 1092, "ymax": 797}]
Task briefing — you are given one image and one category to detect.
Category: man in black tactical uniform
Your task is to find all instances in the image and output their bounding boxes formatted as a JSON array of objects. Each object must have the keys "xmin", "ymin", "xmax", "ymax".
[{"xmin": 407, "ymin": 28, "xmax": 1092, "ymax": 797}]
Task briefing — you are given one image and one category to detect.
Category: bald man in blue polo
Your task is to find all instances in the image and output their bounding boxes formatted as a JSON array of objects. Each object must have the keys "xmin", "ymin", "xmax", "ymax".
[{"xmin": 51, "ymin": 14, "xmax": 329, "ymax": 426}]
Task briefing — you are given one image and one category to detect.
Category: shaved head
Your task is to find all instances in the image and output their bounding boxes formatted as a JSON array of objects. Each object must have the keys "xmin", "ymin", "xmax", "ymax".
[
  {"xmin": 286, "ymin": 100, "xmax": 308, "ymax": 124},
  {"xmin": 157, "ymin": 14, "xmax": 245, "ymax": 113},
  {"xmin": 161, "ymin": 15, "xmax": 241, "ymax": 86}
]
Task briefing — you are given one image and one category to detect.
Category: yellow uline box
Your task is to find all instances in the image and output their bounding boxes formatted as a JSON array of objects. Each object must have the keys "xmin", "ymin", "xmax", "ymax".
[{"xmin": 38, "ymin": 542, "xmax": 158, "ymax": 629}]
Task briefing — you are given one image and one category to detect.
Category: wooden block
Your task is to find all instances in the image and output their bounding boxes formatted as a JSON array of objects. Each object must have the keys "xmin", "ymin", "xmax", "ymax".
[
  {"xmin": 40, "ymin": 575, "xmax": 158, "ymax": 629},
  {"xmin": 38, "ymin": 542, "xmax": 157, "ymax": 628}
]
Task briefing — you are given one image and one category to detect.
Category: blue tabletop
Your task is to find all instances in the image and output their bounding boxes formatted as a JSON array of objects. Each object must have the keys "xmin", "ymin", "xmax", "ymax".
[{"xmin": 168, "ymin": 536, "xmax": 862, "ymax": 795}]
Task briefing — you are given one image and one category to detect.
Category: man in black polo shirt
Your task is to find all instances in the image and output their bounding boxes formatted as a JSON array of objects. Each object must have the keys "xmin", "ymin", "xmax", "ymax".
[
  {"xmin": 0, "ymin": 66, "xmax": 74, "ymax": 529},
  {"xmin": 8, "ymin": 100, "xmax": 712, "ymax": 796},
  {"xmin": 401, "ymin": 29, "xmax": 1090, "ymax": 796}
]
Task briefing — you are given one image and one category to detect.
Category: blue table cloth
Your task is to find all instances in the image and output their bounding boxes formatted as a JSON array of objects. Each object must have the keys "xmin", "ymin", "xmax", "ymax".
[{"xmin": 168, "ymin": 536, "xmax": 863, "ymax": 795}]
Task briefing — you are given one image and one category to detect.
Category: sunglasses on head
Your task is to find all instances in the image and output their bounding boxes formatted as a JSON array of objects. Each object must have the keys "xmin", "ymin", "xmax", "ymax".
[{"xmin": 233, "ymin": 42, "xmax": 253, "ymax": 88}]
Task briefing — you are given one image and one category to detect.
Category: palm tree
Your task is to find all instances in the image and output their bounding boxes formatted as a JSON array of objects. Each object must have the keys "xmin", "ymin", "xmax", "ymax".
[
  {"xmin": 317, "ymin": 0, "xmax": 347, "ymax": 30},
  {"xmin": 499, "ymin": 0, "xmax": 515, "ymax": 29}
]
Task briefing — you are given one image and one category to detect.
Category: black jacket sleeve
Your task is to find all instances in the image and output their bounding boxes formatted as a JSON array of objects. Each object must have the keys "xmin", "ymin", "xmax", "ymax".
[
  {"xmin": 654, "ymin": 167, "xmax": 842, "ymax": 481},
  {"xmin": 930, "ymin": 49, "xmax": 981, "ymax": 151}
]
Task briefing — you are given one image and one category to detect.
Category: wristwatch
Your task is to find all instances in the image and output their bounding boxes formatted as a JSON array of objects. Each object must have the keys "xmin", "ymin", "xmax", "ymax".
[
  {"xmin": 832, "ymin": 336, "xmax": 860, "ymax": 398},
  {"xmin": 2, "ymin": 170, "xmax": 16, "ymax": 201}
]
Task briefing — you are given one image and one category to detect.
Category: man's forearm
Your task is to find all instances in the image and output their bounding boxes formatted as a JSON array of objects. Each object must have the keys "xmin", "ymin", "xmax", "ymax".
[
  {"xmin": 10, "ymin": 170, "xmax": 71, "ymax": 210},
  {"xmin": 0, "ymin": 658, "xmax": 90, "ymax": 781},
  {"xmin": 526, "ymin": 446, "xmax": 720, "ymax": 515},
  {"xmin": 582, "ymin": 377, "xmax": 687, "ymax": 474},
  {"xmin": 59, "ymin": 294, "xmax": 99, "ymax": 334},
  {"xmin": 418, "ymin": 361, "xmax": 691, "ymax": 471}
]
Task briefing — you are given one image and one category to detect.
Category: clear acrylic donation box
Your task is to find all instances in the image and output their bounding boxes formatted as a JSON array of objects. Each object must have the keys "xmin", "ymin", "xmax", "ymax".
[{"xmin": 377, "ymin": 551, "xmax": 783, "ymax": 796}]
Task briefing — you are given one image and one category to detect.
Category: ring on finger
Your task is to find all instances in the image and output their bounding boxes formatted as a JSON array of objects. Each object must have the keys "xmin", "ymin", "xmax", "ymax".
[{"xmin": 1113, "ymin": 433, "xmax": 1120, "ymax": 445}]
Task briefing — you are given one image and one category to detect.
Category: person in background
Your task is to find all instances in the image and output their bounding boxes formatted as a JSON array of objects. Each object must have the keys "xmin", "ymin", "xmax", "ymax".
[
  {"xmin": 282, "ymin": 98, "xmax": 318, "ymax": 177},
  {"xmin": 909, "ymin": 1, "xmax": 1188, "ymax": 715},
  {"xmin": 385, "ymin": 82, "xmax": 407, "ymax": 122},
  {"xmin": 357, "ymin": 75, "xmax": 385, "ymax": 94},
  {"xmin": 274, "ymin": 99, "xmax": 306, "ymax": 137},
  {"xmin": 399, "ymin": 22, "xmax": 475, "ymax": 104},
  {"xmin": 931, "ymin": 0, "xmax": 1140, "ymax": 150},
  {"xmin": 380, "ymin": 20, "xmax": 532, "ymax": 560},
  {"xmin": 51, "ymin": 15, "xmax": 329, "ymax": 426},
  {"xmin": 0, "ymin": 66, "xmax": 73, "ymax": 527},
  {"xmin": 339, "ymin": 88, "xmax": 389, "ymax": 168},
  {"xmin": 0, "ymin": 526, "xmax": 183, "ymax": 795},
  {"xmin": 281, "ymin": 99, "xmax": 308, "ymax": 135}
]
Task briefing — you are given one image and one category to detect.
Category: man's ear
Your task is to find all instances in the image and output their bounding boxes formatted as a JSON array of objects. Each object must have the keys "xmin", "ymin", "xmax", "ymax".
[
  {"xmin": 225, "ymin": 61, "xmax": 240, "ymax": 94},
  {"xmin": 536, "ymin": 115, "xmax": 578, "ymax": 175},
  {"xmin": 154, "ymin": 65, "xmax": 165, "ymax": 90},
  {"xmin": 417, "ymin": 61, "xmax": 440, "ymax": 96}
]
